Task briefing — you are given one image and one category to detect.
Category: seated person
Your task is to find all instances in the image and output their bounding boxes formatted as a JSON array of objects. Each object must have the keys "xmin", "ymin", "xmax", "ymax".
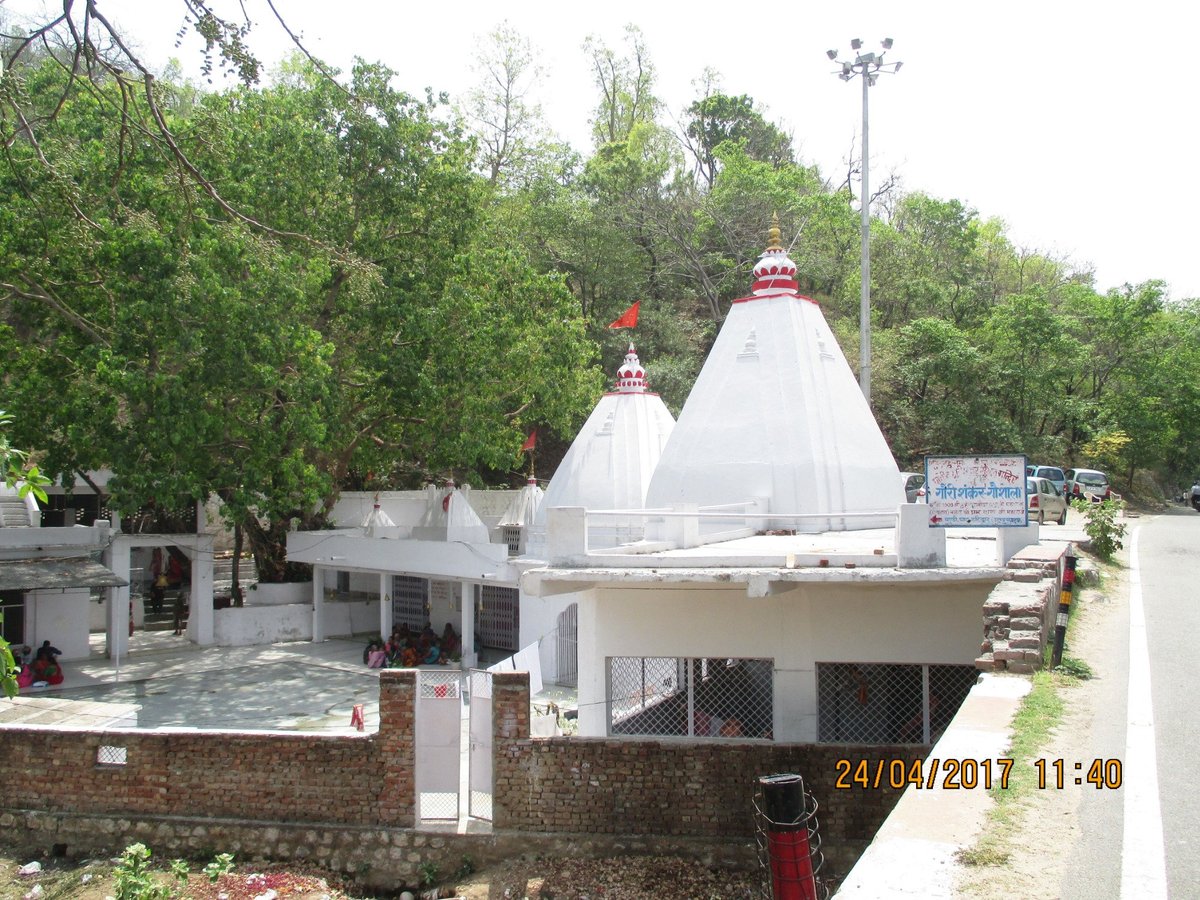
[
  {"xmin": 31, "ymin": 654, "xmax": 64, "ymax": 685},
  {"xmin": 422, "ymin": 639, "xmax": 441, "ymax": 666},
  {"xmin": 35, "ymin": 640, "xmax": 62, "ymax": 663},
  {"xmin": 440, "ymin": 623, "xmax": 461, "ymax": 656},
  {"xmin": 363, "ymin": 638, "xmax": 384, "ymax": 667}
]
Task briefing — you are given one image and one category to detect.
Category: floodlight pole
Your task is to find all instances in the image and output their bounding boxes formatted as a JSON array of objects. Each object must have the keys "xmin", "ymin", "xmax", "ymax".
[{"xmin": 829, "ymin": 39, "xmax": 902, "ymax": 405}]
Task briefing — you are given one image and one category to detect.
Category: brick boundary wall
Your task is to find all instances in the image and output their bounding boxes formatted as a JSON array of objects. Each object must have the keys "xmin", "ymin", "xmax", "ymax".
[
  {"xmin": 976, "ymin": 544, "xmax": 1070, "ymax": 674},
  {"xmin": 491, "ymin": 673, "xmax": 926, "ymax": 879},
  {"xmin": 0, "ymin": 669, "xmax": 416, "ymax": 829},
  {"xmin": 1, "ymin": 667, "xmax": 929, "ymax": 889}
]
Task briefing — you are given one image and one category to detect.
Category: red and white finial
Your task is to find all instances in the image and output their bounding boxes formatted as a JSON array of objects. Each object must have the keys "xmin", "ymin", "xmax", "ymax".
[
  {"xmin": 751, "ymin": 212, "xmax": 799, "ymax": 296},
  {"xmin": 615, "ymin": 343, "xmax": 648, "ymax": 393}
]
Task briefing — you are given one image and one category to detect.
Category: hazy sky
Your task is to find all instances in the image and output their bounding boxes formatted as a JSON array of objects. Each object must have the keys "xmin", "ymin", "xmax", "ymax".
[{"xmin": 5, "ymin": 0, "xmax": 1197, "ymax": 299}]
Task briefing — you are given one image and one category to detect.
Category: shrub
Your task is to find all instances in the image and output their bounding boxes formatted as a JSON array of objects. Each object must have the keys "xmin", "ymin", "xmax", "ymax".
[
  {"xmin": 113, "ymin": 843, "xmax": 171, "ymax": 900},
  {"xmin": 1072, "ymin": 498, "xmax": 1127, "ymax": 560}
]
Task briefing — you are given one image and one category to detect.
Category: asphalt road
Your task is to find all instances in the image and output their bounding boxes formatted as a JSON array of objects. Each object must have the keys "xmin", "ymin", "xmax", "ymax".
[{"xmin": 1059, "ymin": 508, "xmax": 1199, "ymax": 899}]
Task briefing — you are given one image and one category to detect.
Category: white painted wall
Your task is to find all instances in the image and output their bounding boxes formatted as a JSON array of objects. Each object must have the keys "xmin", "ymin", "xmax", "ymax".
[
  {"xmin": 212, "ymin": 598, "xmax": 378, "ymax": 646},
  {"xmin": 27, "ymin": 588, "xmax": 92, "ymax": 660},
  {"xmin": 578, "ymin": 579, "xmax": 993, "ymax": 741},
  {"xmin": 518, "ymin": 589, "xmax": 579, "ymax": 684}
]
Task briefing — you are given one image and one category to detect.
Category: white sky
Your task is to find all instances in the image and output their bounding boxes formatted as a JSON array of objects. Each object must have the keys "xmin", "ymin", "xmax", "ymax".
[{"xmin": 4, "ymin": 0, "xmax": 1198, "ymax": 299}]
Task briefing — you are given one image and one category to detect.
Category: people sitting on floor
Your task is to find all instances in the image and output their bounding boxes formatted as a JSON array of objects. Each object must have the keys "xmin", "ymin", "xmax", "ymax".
[
  {"xmin": 363, "ymin": 628, "xmax": 459, "ymax": 668},
  {"xmin": 29, "ymin": 640, "xmax": 64, "ymax": 683}
]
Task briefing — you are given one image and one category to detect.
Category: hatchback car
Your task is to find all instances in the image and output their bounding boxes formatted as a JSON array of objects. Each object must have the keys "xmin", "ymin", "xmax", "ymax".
[
  {"xmin": 1026, "ymin": 465, "xmax": 1066, "ymax": 496},
  {"xmin": 1063, "ymin": 468, "xmax": 1112, "ymax": 502},
  {"xmin": 1027, "ymin": 476, "xmax": 1068, "ymax": 525}
]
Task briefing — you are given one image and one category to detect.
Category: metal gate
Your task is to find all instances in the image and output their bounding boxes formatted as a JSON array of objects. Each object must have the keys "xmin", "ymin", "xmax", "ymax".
[
  {"xmin": 478, "ymin": 584, "xmax": 519, "ymax": 653},
  {"xmin": 556, "ymin": 602, "xmax": 578, "ymax": 687},
  {"xmin": 415, "ymin": 670, "xmax": 462, "ymax": 821},
  {"xmin": 467, "ymin": 669, "xmax": 493, "ymax": 821}
]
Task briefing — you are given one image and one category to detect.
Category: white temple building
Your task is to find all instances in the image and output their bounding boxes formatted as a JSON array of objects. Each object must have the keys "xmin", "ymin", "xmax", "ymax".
[
  {"xmin": 643, "ymin": 221, "xmax": 903, "ymax": 530},
  {"xmin": 285, "ymin": 221, "xmax": 1038, "ymax": 744}
]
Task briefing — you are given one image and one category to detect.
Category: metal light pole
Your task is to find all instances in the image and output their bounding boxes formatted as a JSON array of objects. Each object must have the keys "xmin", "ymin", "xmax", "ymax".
[{"xmin": 828, "ymin": 39, "xmax": 902, "ymax": 405}]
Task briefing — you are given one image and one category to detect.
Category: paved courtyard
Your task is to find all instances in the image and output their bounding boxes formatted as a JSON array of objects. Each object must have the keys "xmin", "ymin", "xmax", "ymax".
[{"xmin": 1, "ymin": 636, "xmax": 386, "ymax": 733}]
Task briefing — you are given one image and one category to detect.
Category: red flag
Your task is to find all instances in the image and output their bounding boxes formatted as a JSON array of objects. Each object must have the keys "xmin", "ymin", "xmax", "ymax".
[
  {"xmin": 608, "ymin": 300, "xmax": 640, "ymax": 329},
  {"xmin": 520, "ymin": 429, "xmax": 537, "ymax": 452}
]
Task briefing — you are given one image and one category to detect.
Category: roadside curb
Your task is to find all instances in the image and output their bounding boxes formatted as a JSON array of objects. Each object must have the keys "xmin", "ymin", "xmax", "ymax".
[{"xmin": 834, "ymin": 674, "xmax": 1032, "ymax": 898}]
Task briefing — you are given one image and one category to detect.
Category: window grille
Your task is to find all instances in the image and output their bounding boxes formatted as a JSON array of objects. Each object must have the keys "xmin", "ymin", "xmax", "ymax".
[
  {"xmin": 816, "ymin": 662, "xmax": 977, "ymax": 744},
  {"xmin": 500, "ymin": 525, "xmax": 523, "ymax": 557},
  {"xmin": 335, "ymin": 571, "xmax": 350, "ymax": 594},
  {"xmin": 97, "ymin": 745, "xmax": 127, "ymax": 766},
  {"xmin": 392, "ymin": 575, "xmax": 429, "ymax": 630},
  {"xmin": 608, "ymin": 656, "xmax": 774, "ymax": 739}
]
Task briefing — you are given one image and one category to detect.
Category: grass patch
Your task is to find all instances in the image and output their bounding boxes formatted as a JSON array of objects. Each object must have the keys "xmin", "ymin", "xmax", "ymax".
[
  {"xmin": 956, "ymin": 669, "xmax": 1066, "ymax": 869},
  {"xmin": 959, "ymin": 548, "xmax": 1109, "ymax": 870}
]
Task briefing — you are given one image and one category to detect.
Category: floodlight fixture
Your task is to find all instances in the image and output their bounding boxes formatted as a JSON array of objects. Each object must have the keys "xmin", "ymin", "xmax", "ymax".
[{"xmin": 825, "ymin": 38, "xmax": 903, "ymax": 404}]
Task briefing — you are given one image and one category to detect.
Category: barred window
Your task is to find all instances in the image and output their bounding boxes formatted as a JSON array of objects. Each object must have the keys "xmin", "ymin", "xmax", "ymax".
[
  {"xmin": 608, "ymin": 656, "xmax": 774, "ymax": 739},
  {"xmin": 816, "ymin": 662, "xmax": 977, "ymax": 744}
]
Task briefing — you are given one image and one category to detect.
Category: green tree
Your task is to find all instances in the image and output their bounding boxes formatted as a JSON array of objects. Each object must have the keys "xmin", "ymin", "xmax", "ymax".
[{"xmin": 682, "ymin": 72, "xmax": 794, "ymax": 189}]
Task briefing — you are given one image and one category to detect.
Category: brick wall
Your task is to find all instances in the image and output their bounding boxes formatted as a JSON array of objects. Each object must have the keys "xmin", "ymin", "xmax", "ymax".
[
  {"xmin": 0, "ymin": 669, "xmax": 416, "ymax": 828},
  {"xmin": 491, "ymin": 673, "xmax": 924, "ymax": 877},
  {"xmin": 976, "ymin": 544, "xmax": 1069, "ymax": 674},
  {"xmin": 1, "ymin": 667, "xmax": 926, "ymax": 887}
]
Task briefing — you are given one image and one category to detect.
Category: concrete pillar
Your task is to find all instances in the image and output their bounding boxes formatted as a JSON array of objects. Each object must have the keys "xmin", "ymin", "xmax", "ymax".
[
  {"xmin": 188, "ymin": 535, "xmax": 215, "ymax": 645},
  {"xmin": 460, "ymin": 581, "xmax": 476, "ymax": 669},
  {"xmin": 312, "ymin": 565, "xmax": 326, "ymax": 642},
  {"xmin": 379, "ymin": 572, "xmax": 392, "ymax": 638},
  {"xmin": 996, "ymin": 522, "xmax": 1039, "ymax": 566},
  {"xmin": 547, "ymin": 506, "xmax": 587, "ymax": 563},
  {"xmin": 897, "ymin": 503, "xmax": 947, "ymax": 567},
  {"xmin": 105, "ymin": 534, "xmax": 131, "ymax": 661}
]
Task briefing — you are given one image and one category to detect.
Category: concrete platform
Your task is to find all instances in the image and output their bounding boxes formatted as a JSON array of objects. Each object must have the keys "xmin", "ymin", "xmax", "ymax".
[{"xmin": 2, "ymin": 637, "xmax": 390, "ymax": 733}]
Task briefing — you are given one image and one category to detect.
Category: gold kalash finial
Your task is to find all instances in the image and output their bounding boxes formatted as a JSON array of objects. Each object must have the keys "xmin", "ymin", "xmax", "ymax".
[{"xmin": 766, "ymin": 212, "xmax": 783, "ymax": 250}]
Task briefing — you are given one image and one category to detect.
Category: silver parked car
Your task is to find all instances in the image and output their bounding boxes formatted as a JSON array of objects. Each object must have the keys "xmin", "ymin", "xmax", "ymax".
[
  {"xmin": 1027, "ymin": 476, "xmax": 1068, "ymax": 525},
  {"xmin": 900, "ymin": 471, "xmax": 926, "ymax": 503}
]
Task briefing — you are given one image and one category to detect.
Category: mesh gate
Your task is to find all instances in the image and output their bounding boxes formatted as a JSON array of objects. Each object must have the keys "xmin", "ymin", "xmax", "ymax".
[
  {"xmin": 815, "ymin": 662, "xmax": 978, "ymax": 744},
  {"xmin": 468, "ymin": 670, "xmax": 493, "ymax": 820},
  {"xmin": 415, "ymin": 670, "xmax": 462, "ymax": 821},
  {"xmin": 608, "ymin": 657, "xmax": 774, "ymax": 739}
]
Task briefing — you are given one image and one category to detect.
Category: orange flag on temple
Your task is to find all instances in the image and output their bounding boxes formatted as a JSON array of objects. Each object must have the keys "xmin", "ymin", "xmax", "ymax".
[
  {"xmin": 607, "ymin": 300, "xmax": 640, "ymax": 329},
  {"xmin": 520, "ymin": 429, "xmax": 537, "ymax": 452}
]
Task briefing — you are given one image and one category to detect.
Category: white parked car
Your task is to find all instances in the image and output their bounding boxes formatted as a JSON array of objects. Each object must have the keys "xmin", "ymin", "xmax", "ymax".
[{"xmin": 1027, "ymin": 476, "xmax": 1068, "ymax": 525}]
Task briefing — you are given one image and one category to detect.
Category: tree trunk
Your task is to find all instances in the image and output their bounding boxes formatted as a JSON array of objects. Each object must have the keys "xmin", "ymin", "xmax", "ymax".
[{"xmin": 231, "ymin": 522, "xmax": 245, "ymax": 607}]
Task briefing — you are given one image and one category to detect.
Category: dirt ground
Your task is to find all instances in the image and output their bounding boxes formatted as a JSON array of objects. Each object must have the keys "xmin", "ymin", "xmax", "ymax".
[{"xmin": 0, "ymin": 853, "xmax": 765, "ymax": 900}]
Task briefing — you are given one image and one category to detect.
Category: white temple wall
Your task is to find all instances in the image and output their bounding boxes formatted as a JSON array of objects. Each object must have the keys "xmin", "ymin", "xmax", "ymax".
[
  {"xmin": 27, "ymin": 588, "xmax": 92, "ymax": 661},
  {"xmin": 579, "ymin": 579, "xmax": 991, "ymax": 740}
]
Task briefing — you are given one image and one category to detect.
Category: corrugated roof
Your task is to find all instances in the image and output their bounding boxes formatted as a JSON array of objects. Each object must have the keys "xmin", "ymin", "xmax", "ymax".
[{"xmin": 0, "ymin": 558, "xmax": 127, "ymax": 591}]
